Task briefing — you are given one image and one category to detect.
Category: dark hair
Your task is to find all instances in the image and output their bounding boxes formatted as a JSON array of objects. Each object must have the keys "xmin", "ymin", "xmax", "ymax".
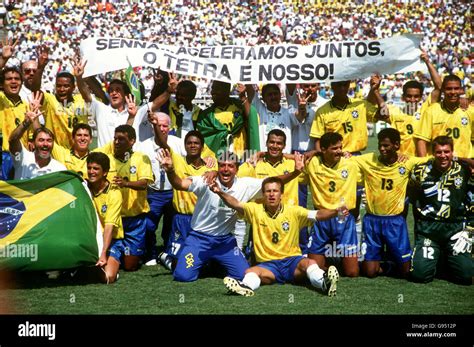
[
  {"xmin": 432, "ymin": 135, "xmax": 454, "ymax": 152},
  {"xmin": 32, "ymin": 127, "xmax": 54, "ymax": 141},
  {"xmin": 108, "ymin": 79, "xmax": 131, "ymax": 96},
  {"xmin": 87, "ymin": 152, "xmax": 110, "ymax": 173},
  {"xmin": 178, "ymin": 80, "xmax": 197, "ymax": 99},
  {"xmin": 441, "ymin": 74, "xmax": 462, "ymax": 90},
  {"xmin": 378, "ymin": 128, "xmax": 400, "ymax": 144},
  {"xmin": 72, "ymin": 123, "xmax": 92, "ymax": 137},
  {"xmin": 184, "ymin": 130, "xmax": 204, "ymax": 147},
  {"xmin": 402, "ymin": 80, "xmax": 424, "ymax": 96},
  {"xmin": 115, "ymin": 124, "xmax": 136, "ymax": 140},
  {"xmin": 212, "ymin": 80, "xmax": 231, "ymax": 93},
  {"xmin": 1, "ymin": 66, "xmax": 22, "ymax": 83},
  {"xmin": 320, "ymin": 132, "xmax": 343, "ymax": 149},
  {"xmin": 261, "ymin": 84, "xmax": 280, "ymax": 97},
  {"xmin": 56, "ymin": 71, "xmax": 75, "ymax": 85},
  {"xmin": 216, "ymin": 150, "xmax": 240, "ymax": 166},
  {"xmin": 262, "ymin": 176, "xmax": 284, "ymax": 193},
  {"xmin": 330, "ymin": 80, "xmax": 350, "ymax": 88},
  {"xmin": 267, "ymin": 129, "xmax": 286, "ymax": 145}
]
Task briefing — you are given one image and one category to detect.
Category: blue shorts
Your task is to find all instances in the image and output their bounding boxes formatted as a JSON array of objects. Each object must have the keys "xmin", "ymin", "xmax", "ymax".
[
  {"xmin": 173, "ymin": 230, "xmax": 249, "ymax": 282},
  {"xmin": 107, "ymin": 239, "xmax": 122, "ymax": 262},
  {"xmin": 307, "ymin": 214, "xmax": 358, "ymax": 257},
  {"xmin": 109, "ymin": 214, "xmax": 147, "ymax": 261},
  {"xmin": 362, "ymin": 213, "xmax": 411, "ymax": 264},
  {"xmin": 258, "ymin": 256, "xmax": 304, "ymax": 284},
  {"xmin": 166, "ymin": 213, "xmax": 193, "ymax": 259},
  {"xmin": 1, "ymin": 151, "xmax": 13, "ymax": 180}
]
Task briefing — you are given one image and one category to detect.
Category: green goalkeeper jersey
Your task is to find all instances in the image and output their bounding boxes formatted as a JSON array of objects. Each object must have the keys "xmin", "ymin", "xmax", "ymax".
[{"xmin": 411, "ymin": 159, "xmax": 472, "ymax": 238}]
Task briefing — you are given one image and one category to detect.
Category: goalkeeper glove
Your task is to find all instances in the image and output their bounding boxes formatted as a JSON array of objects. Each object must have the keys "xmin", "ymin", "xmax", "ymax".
[{"xmin": 450, "ymin": 230, "xmax": 472, "ymax": 255}]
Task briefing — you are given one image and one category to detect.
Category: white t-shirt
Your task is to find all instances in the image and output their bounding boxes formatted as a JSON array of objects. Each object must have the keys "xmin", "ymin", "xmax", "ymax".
[
  {"xmin": 132, "ymin": 102, "xmax": 154, "ymax": 144},
  {"xmin": 188, "ymin": 176, "xmax": 263, "ymax": 236},
  {"xmin": 134, "ymin": 134, "xmax": 185, "ymax": 191},
  {"xmin": 90, "ymin": 96, "xmax": 131, "ymax": 147},
  {"xmin": 13, "ymin": 145, "xmax": 66, "ymax": 180},
  {"xmin": 252, "ymin": 94, "xmax": 299, "ymax": 154},
  {"xmin": 286, "ymin": 90, "xmax": 328, "ymax": 152}
]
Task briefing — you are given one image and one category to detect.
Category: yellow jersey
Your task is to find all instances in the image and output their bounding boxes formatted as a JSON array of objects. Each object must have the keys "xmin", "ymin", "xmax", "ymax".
[
  {"xmin": 168, "ymin": 100, "xmax": 201, "ymax": 134},
  {"xmin": 100, "ymin": 145, "xmax": 154, "ymax": 217},
  {"xmin": 171, "ymin": 149, "xmax": 217, "ymax": 214},
  {"xmin": 353, "ymin": 153, "xmax": 427, "ymax": 215},
  {"xmin": 304, "ymin": 156, "xmax": 361, "ymax": 210},
  {"xmin": 42, "ymin": 93, "xmax": 91, "ymax": 148},
  {"xmin": 310, "ymin": 98, "xmax": 377, "ymax": 152},
  {"xmin": 91, "ymin": 183, "xmax": 124, "ymax": 239},
  {"xmin": 240, "ymin": 157, "xmax": 299, "ymax": 206},
  {"xmin": 0, "ymin": 93, "xmax": 30, "ymax": 150},
  {"xmin": 51, "ymin": 143, "xmax": 88, "ymax": 177},
  {"xmin": 242, "ymin": 202, "xmax": 313, "ymax": 263},
  {"xmin": 414, "ymin": 103, "xmax": 473, "ymax": 158}
]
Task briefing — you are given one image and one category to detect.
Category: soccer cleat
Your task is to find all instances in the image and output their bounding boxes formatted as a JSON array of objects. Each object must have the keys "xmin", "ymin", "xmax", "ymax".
[
  {"xmin": 158, "ymin": 252, "xmax": 173, "ymax": 271},
  {"xmin": 321, "ymin": 265, "xmax": 339, "ymax": 297},
  {"xmin": 145, "ymin": 259, "xmax": 158, "ymax": 266},
  {"xmin": 223, "ymin": 276, "xmax": 255, "ymax": 297}
]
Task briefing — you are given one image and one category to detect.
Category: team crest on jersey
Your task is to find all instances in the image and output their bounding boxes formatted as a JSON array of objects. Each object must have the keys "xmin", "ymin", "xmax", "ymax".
[
  {"xmin": 282, "ymin": 221, "xmax": 290, "ymax": 232},
  {"xmin": 461, "ymin": 117, "xmax": 468, "ymax": 126},
  {"xmin": 284, "ymin": 170, "xmax": 289, "ymax": 175},
  {"xmin": 341, "ymin": 169, "xmax": 349, "ymax": 179},
  {"xmin": 352, "ymin": 110, "xmax": 359, "ymax": 119},
  {"xmin": 423, "ymin": 238, "xmax": 431, "ymax": 247},
  {"xmin": 101, "ymin": 204, "xmax": 107, "ymax": 213},
  {"xmin": 130, "ymin": 166, "xmax": 137, "ymax": 174},
  {"xmin": 454, "ymin": 176, "xmax": 463, "ymax": 188},
  {"xmin": 399, "ymin": 166, "xmax": 407, "ymax": 175}
]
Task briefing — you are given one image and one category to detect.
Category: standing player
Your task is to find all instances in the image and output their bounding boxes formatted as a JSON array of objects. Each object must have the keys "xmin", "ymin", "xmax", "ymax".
[
  {"xmin": 210, "ymin": 177, "xmax": 342, "ymax": 297},
  {"xmin": 304, "ymin": 132, "xmax": 360, "ymax": 277},
  {"xmin": 375, "ymin": 52, "xmax": 442, "ymax": 156},
  {"xmin": 415, "ymin": 75, "xmax": 473, "ymax": 158},
  {"xmin": 86, "ymin": 152, "xmax": 123, "ymax": 284},
  {"xmin": 352, "ymin": 128, "xmax": 427, "ymax": 278},
  {"xmin": 410, "ymin": 136, "xmax": 472, "ymax": 285}
]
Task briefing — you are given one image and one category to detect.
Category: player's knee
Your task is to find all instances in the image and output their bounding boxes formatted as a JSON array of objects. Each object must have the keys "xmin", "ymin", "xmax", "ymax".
[
  {"xmin": 450, "ymin": 273, "xmax": 471, "ymax": 286},
  {"xmin": 344, "ymin": 268, "xmax": 359, "ymax": 277},
  {"xmin": 409, "ymin": 269, "xmax": 434, "ymax": 283},
  {"xmin": 173, "ymin": 269, "xmax": 198, "ymax": 282}
]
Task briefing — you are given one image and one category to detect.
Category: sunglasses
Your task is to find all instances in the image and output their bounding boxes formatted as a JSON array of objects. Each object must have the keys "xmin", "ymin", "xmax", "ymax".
[{"xmin": 23, "ymin": 68, "xmax": 37, "ymax": 74}]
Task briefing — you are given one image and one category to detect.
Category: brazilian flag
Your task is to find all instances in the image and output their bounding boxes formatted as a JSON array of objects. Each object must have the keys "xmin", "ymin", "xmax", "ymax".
[
  {"xmin": 0, "ymin": 171, "xmax": 100, "ymax": 271},
  {"xmin": 125, "ymin": 65, "xmax": 142, "ymax": 106}
]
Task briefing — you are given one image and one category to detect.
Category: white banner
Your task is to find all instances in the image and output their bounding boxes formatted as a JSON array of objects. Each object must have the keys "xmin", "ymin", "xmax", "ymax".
[{"xmin": 80, "ymin": 35, "xmax": 426, "ymax": 83}]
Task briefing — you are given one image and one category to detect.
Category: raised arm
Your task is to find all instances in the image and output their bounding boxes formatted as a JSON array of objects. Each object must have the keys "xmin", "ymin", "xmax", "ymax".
[
  {"xmin": 84, "ymin": 76, "xmax": 109, "ymax": 105},
  {"xmin": 420, "ymin": 50, "xmax": 442, "ymax": 102},
  {"xmin": 73, "ymin": 58, "xmax": 92, "ymax": 103},
  {"xmin": 294, "ymin": 88, "xmax": 308, "ymax": 123},
  {"xmin": 159, "ymin": 148, "xmax": 193, "ymax": 191},
  {"xmin": 415, "ymin": 138, "xmax": 429, "ymax": 157},
  {"xmin": 30, "ymin": 45, "xmax": 49, "ymax": 92},
  {"xmin": 236, "ymin": 83, "xmax": 250, "ymax": 118},
  {"xmin": 208, "ymin": 180, "xmax": 244, "ymax": 215},
  {"xmin": 0, "ymin": 37, "xmax": 18, "ymax": 69},
  {"xmin": 9, "ymin": 93, "xmax": 43, "ymax": 154},
  {"xmin": 366, "ymin": 74, "xmax": 382, "ymax": 106}
]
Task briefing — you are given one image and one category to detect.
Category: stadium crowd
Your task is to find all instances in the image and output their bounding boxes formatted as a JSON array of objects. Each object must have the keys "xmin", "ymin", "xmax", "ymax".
[{"xmin": 0, "ymin": 0, "xmax": 472, "ymax": 294}]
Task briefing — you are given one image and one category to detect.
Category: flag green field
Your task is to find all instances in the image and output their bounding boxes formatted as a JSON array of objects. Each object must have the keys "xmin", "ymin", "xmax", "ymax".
[{"xmin": 0, "ymin": 171, "xmax": 99, "ymax": 271}]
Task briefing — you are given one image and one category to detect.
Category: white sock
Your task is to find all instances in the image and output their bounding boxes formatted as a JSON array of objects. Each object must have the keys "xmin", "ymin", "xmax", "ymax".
[
  {"xmin": 234, "ymin": 219, "xmax": 247, "ymax": 250},
  {"xmin": 242, "ymin": 272, "xmax": 261, "ymax": 291},
  {"xmin": 306, "ymin": 264, "xmax": 325, "ymax": 289}
]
